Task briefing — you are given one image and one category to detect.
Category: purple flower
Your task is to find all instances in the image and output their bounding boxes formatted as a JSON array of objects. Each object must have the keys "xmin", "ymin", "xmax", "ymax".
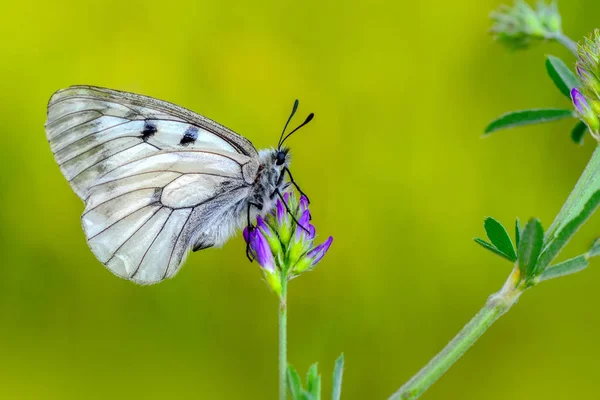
[
  {"xmin": 572, "ymin": 88, "xmax": 590, "ymax": 113},
  {"xmin": 306, "ymin": 236, "xmax": 334, "ymax": 266},
  {"xmin": 244, "ymin": 192, "xmax": 333, "ymax": 295},
  {"xmin": 275, "ymin": 195, "xmax": 288, "ymax": 225},
  {"xmin": 243, "ymin": 226, "xmax": 276, "ymax": 274},
  {"xmin": 295, "ymin": 210, "xmax": 315, "ymax": 241}
]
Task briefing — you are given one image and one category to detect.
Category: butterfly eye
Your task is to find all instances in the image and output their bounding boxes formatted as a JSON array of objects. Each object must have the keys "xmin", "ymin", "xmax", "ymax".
[{"xmin": 275, "ymin": 151, "xmax": 287, "ymax": 166}]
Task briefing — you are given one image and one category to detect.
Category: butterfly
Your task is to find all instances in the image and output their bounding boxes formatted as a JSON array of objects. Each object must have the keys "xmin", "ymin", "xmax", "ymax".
[{"xmin": 45, "ymin": 86, "xmax": 313, "ymax": 284}]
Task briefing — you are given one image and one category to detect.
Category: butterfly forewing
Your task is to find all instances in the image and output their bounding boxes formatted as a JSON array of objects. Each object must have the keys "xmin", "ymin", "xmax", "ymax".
[
  {"xmin": 45, "ymin": 86, "xmax": 261, "ymax": 284},
  {"xmin": 47, "ymin": 86, "xmax": 258, "ymax": 198}
]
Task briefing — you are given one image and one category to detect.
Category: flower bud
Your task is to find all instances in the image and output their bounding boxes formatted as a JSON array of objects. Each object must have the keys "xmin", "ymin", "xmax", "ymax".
[
  {"xmin": 576, "ymin": 66, "xmax": 600, "ymax": 97},
  {"xmin": 571, "ymin": 88, "xmax": 600, "ymax": 134},
  {"xmin": 537, "ymin": 1, "xmax": 561, "ymax": 33},
  {"xmin": 293, "ymin": 236, "xmax": 334, "ymax": 274},
  {"xmin": 490, "ymin": 1, "xmax": 562, "ymax": 50}
]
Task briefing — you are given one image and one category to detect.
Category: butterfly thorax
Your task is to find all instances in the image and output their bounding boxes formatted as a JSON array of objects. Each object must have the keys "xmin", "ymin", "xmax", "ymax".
[{"xmin": 251, "ymin": 148, "xmax": 291, "ymax": 213}]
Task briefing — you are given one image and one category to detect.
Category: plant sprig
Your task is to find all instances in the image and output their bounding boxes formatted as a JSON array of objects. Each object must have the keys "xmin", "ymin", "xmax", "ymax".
[{"xmin": 390, "ymin": 2, "xmax": 600, "ymax": 399}]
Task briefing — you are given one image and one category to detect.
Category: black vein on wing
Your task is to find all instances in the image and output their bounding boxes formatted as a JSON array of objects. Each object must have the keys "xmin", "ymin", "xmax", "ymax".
[
  {"xmin": 164, "ymin": 208, "xmax": 194, "ymax": 280},
  {"xmin": 87, "ymin": 202, "xmax": 161, "ymax": 241},
  {"xmin": 50, "ymin": 114, "xmax": 107, "ymax": 142},
  {"xmin": 46, "ymin": 109, "xmax": 103, "ymax": 130},
  {"xmin": 65, "ymin": 138, "xmax": 160, "ymax": 185},
  {"xmin": 61, "ymin": 138, "xmax": 139, "ymax": 168},
  {"xmin": 82, "ymin": 187, "xmax": 164, "ymax": 216},
  {"xmin": 52, "ymin": 120, "xmax": 134, "ymax": 154},
  {"xmin": 131, "ymin": 209, "xmax": 174, "ymax": 279},
  {"xmin": 65, "ymin": 141, "xmax": 148, "ymax": 182},
  {"xmin": 85, "ymin": 173, "xmax": 181, "ymax": 208},
  {"xmin": 49, "ymin": 95, "xmax": 144, "ymax": 119},
  {"xmin": 94, "ymin": 150, "xmax": 249, "ymax": 186},
  {"xmin": 85, "ymin": 170, "xmax": 183, "ymax": 195},
  {"xmin": 105, "ymin": 206, "xmax": 165, "ymax": 265}
]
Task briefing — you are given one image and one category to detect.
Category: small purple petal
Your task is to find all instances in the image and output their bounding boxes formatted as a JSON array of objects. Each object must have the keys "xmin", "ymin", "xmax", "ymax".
[
  {"xmin": 307, "ymin": 236, "xmax": 333, "ymax": 266},
  {"xmin": 283, "ymin": 192, "xmax": 290, "ymax": 205},
  {"xmin": 295, "ymin": 209, "xmax": 311, "ymax": 240},
  {"xmin": 243, "ymin": 227, "xmax": 250, "ymax": 243},
  {"xmin": 571, "ymin": 88, "xmax": 589, "ymax": 114},
  {"xmin": 257, "ymin": 215, "xmax": 270, "ymax": 233},
  {"xmin": 308, "ymin": 224, "xmax": 316, "ymax": 240},
  {"xmin": 299, "ymin": 196, "xmax": 309, "ymax": 213},
  {"xmin": 252, "ymin": 229, "xmax": 276, "ymax": 273},
  {"xmin": 276, "ymin": 197, "xmax": 286, "ymax": 224}
]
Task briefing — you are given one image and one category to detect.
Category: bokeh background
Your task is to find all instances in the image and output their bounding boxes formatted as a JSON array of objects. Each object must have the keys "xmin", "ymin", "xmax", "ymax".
[{"xmin": 1, "ymin": 0, "xmax": 600, "ymax": 398}]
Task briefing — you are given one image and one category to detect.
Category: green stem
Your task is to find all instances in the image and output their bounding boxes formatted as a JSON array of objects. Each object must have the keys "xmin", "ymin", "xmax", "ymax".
[
  {"xmin": 551, "ymin": 32, "xmax": 578, "ymax": 56},
  {"xmin": 389, "ymin": 269, "xmax": 523, "ymax": 400},
  {"xmin": 279, "ymin": 278, "xmax": 288, "ymax": 400},
  {"xmin": 545, "ymin": 146, "xmax": 600, "ymax": 245}
]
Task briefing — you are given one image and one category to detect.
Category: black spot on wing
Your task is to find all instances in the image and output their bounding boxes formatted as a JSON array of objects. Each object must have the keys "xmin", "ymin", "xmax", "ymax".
[
  {"xmin": 141, "ymin": 121, "xmax": 157, "ymax": 141},
  {"xmin": 180, "ymin": 126, "xmax": 198, "ymax": 146}
]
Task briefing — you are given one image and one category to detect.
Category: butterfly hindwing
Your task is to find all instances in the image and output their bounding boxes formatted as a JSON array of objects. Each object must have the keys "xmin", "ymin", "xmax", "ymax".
[{"xmin": 82, "ymin": 150, "xmax": 258, "ymax": 284}]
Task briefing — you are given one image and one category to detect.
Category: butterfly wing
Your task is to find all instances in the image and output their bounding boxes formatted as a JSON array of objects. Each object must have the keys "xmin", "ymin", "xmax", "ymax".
[
  {"xmin": 46, "ymin": 85, "xmax": 258, "ymax": 199},
  {"xmin": 45, "ymin": 86, "xmax": 261, "ymax": 284}
]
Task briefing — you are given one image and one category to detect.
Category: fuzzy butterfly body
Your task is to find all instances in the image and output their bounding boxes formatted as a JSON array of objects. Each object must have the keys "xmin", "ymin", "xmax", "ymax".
[{"xmin": 46, "ymin": 86, "xmax": 305, "ymax": 285}]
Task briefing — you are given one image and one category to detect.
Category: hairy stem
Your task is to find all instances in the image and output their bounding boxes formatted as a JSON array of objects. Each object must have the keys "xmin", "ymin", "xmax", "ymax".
[
  {"xmin": 389, "ymin": 268, "xmax": 523, "ymax": 400},
  {"xmin": 552, "ymin": 32, "xmax": 578, "ymax": 56},
  {"xmin": 279, "ymin": 278, "xmax": 288, "ymax": 400},
  {"xmin": 391, "ymin": 145, "xmax": 600, "ymax": 399}
]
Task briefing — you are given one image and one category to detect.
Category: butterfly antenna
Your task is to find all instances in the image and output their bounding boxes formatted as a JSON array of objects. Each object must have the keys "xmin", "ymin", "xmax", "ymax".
[
  {"xmin": 279, "ymin": 113, "xmax": 314, "ymax": 147},
  {"xmin": 278, "ymin": 99, "xmax": 299, "ymax": 149}
]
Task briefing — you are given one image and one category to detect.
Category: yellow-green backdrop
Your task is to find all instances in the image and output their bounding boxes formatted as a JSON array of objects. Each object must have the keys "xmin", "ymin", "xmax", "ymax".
[{"xmin": 1, "ymin": 0, "xmax": 599, "ymax": 399}]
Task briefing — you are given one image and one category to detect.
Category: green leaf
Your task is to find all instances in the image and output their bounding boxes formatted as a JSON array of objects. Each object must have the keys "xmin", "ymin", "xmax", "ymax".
[
  {"xmin": 300, "ymin": 389, "xmax": 316, "ymax": 400},
  {"xmin": 537, "ymin": 255, "xmax": 588, "ymax": 282},
  {"xmin": 474, "ymin": 238, "xmax": 515, "ymax": 262},
  {"xmin": 589, "ymin": 238, "xmax": 600, "ymax": 258},
  {"xmin": 306, "ymin": 363, "xmax": 320, "ymax": 400},
  {"xmin": 287, "ymin": 365, "xmax": 303, "ymax": 400},
  {"xmin": 515, "ymin": 218, "xmax": 522, "ymax": 249},
  {"xmin": 518, "ymin": 218, "xmax": 544, "ymax": 279},
  {"xmin": 484, "ymin": 217, "xmax": 517, "ymax": 262},
  {"xmin": 571, "ymin": 121, "xmax": 588, "ymax": 145},
  {"xmin": 332, "ymin": 354, "xmax": 344, "ymax": 400},
  {"xmin": 484, "ymin": 109, "xmax": 574, "ymax": 135},
  {"xmin": 538, "ymin": 190, "xmax": 600, "ymax": 273},
  {"xmin": 545, "ymin": 55, "xmax": 581, "ymax": 98}
]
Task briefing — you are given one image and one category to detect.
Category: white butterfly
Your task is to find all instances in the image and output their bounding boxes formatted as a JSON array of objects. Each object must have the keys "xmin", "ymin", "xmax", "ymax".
[{"xmin": 45, "ymin": 86, "xmax": 313, "ymax": 285}]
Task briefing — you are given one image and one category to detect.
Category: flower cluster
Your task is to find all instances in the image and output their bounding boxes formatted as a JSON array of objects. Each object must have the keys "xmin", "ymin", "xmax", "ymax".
[
  {"xmin": 244, "ymin": 193, "xmax": 333, "ymax": 297},
  {"xmin": 489, "ymin": 1, "xmax": 562, "ymax": 50},
  {"xmin": 572, "ymin": 30, "xmax": 600, "ymax": 139}
]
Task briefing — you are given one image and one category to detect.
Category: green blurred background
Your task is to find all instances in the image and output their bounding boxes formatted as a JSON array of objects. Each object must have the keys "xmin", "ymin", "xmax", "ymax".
[{"xmin": 1, "ymin": 0, "xmax": 599, "ymax": 398}]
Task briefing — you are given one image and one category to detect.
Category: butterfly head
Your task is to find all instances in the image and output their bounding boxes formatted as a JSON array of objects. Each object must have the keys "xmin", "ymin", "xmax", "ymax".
[
  {"xmin": 259, "ymin": 147, "xmax": 291, "ymax": 174},
  {"xmin": 275, "ymin": 147, "xmax": 290, "ymax": 167}
]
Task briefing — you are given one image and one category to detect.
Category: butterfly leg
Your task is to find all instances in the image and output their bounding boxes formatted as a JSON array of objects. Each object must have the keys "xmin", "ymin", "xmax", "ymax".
[
  {"xmin": 246, "ymin": 201, "xmax": 263, "ymax": 262},
  {"xmin": 284, "ymin": 167, "xmax": 310, "ymax": 204},
  {"xmin": 272, "ymin": 189, "xmax": 311, "ymax": 234}
]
